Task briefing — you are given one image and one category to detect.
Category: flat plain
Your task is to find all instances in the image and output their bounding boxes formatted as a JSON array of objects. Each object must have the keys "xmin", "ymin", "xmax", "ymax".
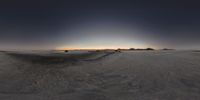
[{"xmin": 0, "ymin": 50, "xmax": 200, "ymax": 100}]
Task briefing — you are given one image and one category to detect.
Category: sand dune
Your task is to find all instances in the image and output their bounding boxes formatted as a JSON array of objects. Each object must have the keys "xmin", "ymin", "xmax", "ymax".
[{"xmin": 0, "ymin": 51, "xmax": 200, "ymax": 100}]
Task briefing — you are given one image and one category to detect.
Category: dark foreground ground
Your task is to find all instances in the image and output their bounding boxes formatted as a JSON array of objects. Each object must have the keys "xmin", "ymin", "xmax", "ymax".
[{"xmin": 0, "ymin": 50, "xmax": 200, "ymax": 100}]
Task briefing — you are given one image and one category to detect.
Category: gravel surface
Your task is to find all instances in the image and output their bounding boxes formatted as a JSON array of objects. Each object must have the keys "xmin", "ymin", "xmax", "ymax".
[{"xmin": 0, "ymin": 51, "xmax": 200, "ymax": 100}]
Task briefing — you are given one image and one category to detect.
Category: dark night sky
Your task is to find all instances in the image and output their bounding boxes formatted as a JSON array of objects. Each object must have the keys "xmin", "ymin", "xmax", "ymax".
[{"xmin": 0, "ymin": 0, "xmax": 200, "ymax": 50}]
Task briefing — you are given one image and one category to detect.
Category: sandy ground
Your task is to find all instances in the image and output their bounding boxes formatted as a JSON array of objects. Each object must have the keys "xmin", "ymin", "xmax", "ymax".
[{"xmin": 0, "ymin": 50, "xmax": 200, "ymax": 100}]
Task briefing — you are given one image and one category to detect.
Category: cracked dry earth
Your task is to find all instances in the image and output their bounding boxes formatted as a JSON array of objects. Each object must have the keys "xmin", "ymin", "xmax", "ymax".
[{"xmin": 0, "ymin": 51, "xmax": 200, "ymax": 100}]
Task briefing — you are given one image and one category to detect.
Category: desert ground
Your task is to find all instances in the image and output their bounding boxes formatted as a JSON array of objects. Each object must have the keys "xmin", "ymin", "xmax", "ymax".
[{"xmin": 0, "ymin": 50, "xmax": 200, "ymax": 100}]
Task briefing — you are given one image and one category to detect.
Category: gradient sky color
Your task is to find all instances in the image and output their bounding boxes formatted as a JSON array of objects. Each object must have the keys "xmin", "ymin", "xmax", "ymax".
[{"xmin": 0, "ymin": 0, "xmax": 200, "ymax": 50}]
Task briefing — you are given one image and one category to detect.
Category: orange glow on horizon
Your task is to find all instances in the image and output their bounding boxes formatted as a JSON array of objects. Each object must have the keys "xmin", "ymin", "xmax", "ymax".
[
  {"xmin": 56, "ymin": 46, "xmax": 129, "ymax": 50},
  {"xmin": 55, "ymin": 45, "xmax": 157, "ymax": 50}
]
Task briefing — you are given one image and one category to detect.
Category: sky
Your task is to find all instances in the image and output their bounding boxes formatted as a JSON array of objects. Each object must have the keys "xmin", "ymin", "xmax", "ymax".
[{"xmin": 0, "ymin": 0, "xmax": 200, "ymax": 50}]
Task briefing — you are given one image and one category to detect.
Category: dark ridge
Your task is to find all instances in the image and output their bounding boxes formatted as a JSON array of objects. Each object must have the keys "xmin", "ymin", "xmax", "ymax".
[
  {"xmin": 192, "ymin": 50, "xmax": 200, "ymax": 52},
  {"xmin": 6, "ymin": 52, "xmax": 98, "ymax": 65},
  {"xmin": 129, "ymin": 48, "xmax": 135, "ymax": 50},
  {"xmin": 115, "ymin": 49, "xmax": 121, "ymax": 52},
  {"xmin": 0, "ymin": 50, "xmax": 7, "ymax": 53},
  {"xmin": 135, "ymin": 48, "xmax": 155, "ymax": 51},
  {"xmin": 146, "ymin": 48, "xmax": 155, "ymax": 50},
  {"xmin": 83, "ymin": 52, "xmax": 116, "ymax": 61},
  {"xmin": 162, "ymin": 48, "xmax": 174, "ymax": 50}
]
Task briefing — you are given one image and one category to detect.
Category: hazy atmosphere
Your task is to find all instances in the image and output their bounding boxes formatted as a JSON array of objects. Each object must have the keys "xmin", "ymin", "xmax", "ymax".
[
  {"xmin": 1, "ymin": 1, "xmax": 200, "ymax": 100},
  {"xmin": 0, "ymin": 0, "xmax": 200, "ymax": 50}
]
